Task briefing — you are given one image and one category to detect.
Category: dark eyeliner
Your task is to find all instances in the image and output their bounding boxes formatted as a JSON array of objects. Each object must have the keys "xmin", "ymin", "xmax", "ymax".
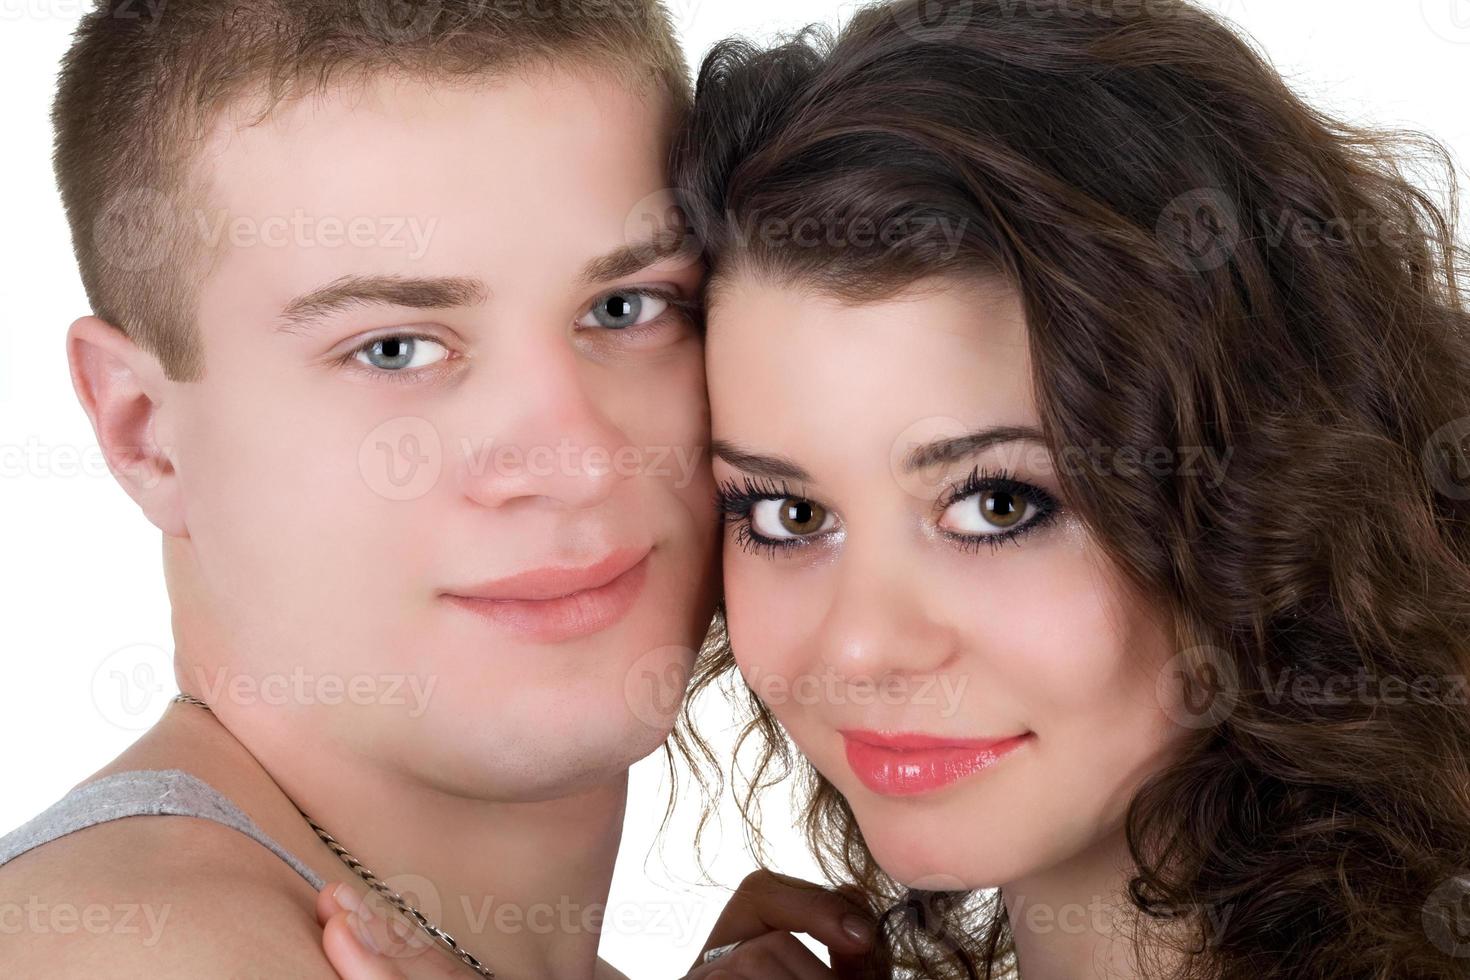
[
  {"xmin": 936, "ymin": 464, "xmax": 1060, "ymax": 553},
  {"xmin": 713, "ymin": 475, "xmax": 818, "ymax": 557},
  {"xmin": 714, "ymin": 464, "xmax": 1060, "ymax": 561}
]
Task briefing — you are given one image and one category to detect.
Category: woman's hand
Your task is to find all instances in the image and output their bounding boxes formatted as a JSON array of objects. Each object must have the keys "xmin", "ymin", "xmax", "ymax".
[
  {"xmin": 684, "ymin": 870, "xmax": 887, "ymax": 979},
  {"xmin": 315, "ymin": 881, "xmax": 461, "ymax": 980},
  {"xmin": 315, "ymin": 870, "xmax": 886, "ymax": 979}
]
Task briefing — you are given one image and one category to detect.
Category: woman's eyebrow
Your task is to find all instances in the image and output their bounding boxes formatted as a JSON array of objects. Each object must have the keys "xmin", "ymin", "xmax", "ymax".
[
  {"xmin": 713, "ymin": 426, "xmax": 1048, "ymax": 481},
  {"xmin": 710, "ymin": 439, "xmax": 812, "ymax": 482},
  {"xmin": 901, "ymin": 425, "xmax": 1048, "ymax": 472}
]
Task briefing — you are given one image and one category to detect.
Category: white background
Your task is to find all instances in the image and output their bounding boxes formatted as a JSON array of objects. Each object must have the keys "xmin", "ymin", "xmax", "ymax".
[{"xmin": 1, "ymin": 1, "xmax": 1466, "ymax": 976}]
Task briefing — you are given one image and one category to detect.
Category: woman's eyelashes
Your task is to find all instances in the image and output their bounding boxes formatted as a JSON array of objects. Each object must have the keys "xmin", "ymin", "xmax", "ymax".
[
  {"xmin": 933, "ymin": 464, "xmax": 1061, "ymax": 554},
  {"xmin": 714, "ymin": 475, "xmax": 837, "ymax": 558},
  {"xmin": 713, "ymin": 465, "xmax": 1060, "ymax": 559}
]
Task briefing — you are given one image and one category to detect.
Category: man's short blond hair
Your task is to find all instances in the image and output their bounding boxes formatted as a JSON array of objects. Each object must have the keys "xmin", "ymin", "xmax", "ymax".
[{"xmin": 54, "ymin": 0, "xmax": 692, "ymax": 380}]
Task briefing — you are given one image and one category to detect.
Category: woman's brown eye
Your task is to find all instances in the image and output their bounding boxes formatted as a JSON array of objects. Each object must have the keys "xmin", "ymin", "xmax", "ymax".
[
  {"xmin": 778, "ymin": 498, "xmax": 827, "ymax": 535},
  {"xmin": 938, "ymin": 477, "xmax": 1051, "ymax": 545},
  {"xmin": 749, "ymin": 496, "xmax": 835, "ymax": 541},
  {"xmin": 982, "ymin": 491, "xmax": 1025, "ymax": 528}
]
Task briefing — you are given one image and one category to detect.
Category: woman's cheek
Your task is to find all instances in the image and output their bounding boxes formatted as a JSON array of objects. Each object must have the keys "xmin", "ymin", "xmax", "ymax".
[
  {"xmin": 941, "ymin": 536, "xmax": 1138, "ymax": 709},
  {"xmin": 726, "ymin": 561, "xmax": 818, "ymax": 704}
]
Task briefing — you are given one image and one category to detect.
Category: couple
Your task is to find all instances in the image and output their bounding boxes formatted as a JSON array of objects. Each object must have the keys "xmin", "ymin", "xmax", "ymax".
[{"xmin": 5, "ymin": 0, "xmax": 1470, "ymax": 977}]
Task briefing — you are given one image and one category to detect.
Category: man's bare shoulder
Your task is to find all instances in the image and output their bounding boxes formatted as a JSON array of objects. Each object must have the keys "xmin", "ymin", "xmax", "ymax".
[{"xmin": 0, "ymin": 812, "xmax": 336, "ymax": 977}]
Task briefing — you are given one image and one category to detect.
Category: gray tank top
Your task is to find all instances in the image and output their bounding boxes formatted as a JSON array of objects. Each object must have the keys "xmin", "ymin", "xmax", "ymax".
[{"xmin": 0, "ymin": 768, "xmax": 325, "ymax": 891}]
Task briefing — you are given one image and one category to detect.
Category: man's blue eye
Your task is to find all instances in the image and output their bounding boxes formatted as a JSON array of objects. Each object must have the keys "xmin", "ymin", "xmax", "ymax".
[
  {"xmin": 353, "ymin": 336, "xmax": 450, "ymax": 371},
  {"xmin": 600, "ymin": 293, "xmax": 641, "ymax": 329},
  {"xmin": 370, "ymin": 337, "xmax": 413, "ymax": 369},
  {"xmin": 578, "ymin": 291, "xmax": 670, "ymax": 330}
]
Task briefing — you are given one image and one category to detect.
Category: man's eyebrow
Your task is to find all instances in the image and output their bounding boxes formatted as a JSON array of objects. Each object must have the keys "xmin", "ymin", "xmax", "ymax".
[
  {"xmin": 578, "ymin": 228, "xmax": 700, "ymax": 286},
  {"xmin": 275, "ymin": 274, "xmax": 490, "ymax": 334},
  {"xmin": 713, "ymin": 426, "xmax": 1049, "ymax": 483}
]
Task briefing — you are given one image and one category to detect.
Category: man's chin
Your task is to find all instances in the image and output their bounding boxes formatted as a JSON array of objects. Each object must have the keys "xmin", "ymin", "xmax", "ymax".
[{"xmin": 405, "ymin": 713, "xmax": 677, "ymax": 804}]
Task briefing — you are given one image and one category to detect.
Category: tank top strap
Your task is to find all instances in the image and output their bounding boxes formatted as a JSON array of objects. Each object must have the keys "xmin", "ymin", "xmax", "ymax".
[{"xmin": 0, "ymin": 768, "xmax": 325, "ymax": 891}]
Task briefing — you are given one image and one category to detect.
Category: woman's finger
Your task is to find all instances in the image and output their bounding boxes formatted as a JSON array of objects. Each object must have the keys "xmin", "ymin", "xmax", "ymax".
[
  {"xmin": 699, "ymin": 870, "xmax": 876, "ymax": 962},
  {"xmin": 685, "ymin": 930, "xmax": 831, "ymax": 980},
  {"xmin": 322, "ymin": 909, "xmax": 408, "ymax": 980},
  {"xmin": 828, "ymin": 884, "xmax": 892, "ymax": 980},
  {"xmin": 317, "ymin": 881, "xmax": 354, "ymax": 928},
  {"xmin": 320, "ymin": 888, "xmax": 463, "ymax": 980}
]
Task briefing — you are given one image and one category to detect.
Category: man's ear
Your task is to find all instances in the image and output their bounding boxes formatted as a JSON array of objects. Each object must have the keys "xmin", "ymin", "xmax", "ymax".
[{"xmin": 66, "ymin": 315, "xmax": 188, "ymax": 538}]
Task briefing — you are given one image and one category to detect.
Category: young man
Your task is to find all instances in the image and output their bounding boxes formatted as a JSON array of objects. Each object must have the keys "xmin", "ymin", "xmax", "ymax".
[{"xmin": 0, "ymin": 1, "xmax": 877, "ymax": 976}]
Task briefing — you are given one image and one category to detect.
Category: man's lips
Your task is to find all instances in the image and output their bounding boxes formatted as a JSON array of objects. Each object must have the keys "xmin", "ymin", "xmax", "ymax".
[
  {"xmin": 445, "ymin": 546, "xmax": 650, "ymax": 601},
  {"xmin": 839, "ymin": 729, "xmax": 1033, "ymax": 797},
  {"xmin": 442, "ymin": 546, "xmax": 652, "ymax": 642}
]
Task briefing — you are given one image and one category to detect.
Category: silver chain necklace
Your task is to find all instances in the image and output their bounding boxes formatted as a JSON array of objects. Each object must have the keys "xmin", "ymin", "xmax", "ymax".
[{"xmin": 170, "ymin": 693, "xmax": 498, "ymax": 978}]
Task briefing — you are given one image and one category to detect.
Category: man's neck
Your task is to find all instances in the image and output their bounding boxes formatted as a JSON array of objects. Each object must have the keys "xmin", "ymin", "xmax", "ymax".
[{"xmin": 130, "ymin": 700, "xmax": 628, "ymax": 979}]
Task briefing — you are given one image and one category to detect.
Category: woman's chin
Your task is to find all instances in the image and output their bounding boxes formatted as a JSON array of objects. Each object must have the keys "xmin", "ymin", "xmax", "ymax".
[{"xmin": 855, "ymin": 815, "xmax": 1010, "ymax": 893}]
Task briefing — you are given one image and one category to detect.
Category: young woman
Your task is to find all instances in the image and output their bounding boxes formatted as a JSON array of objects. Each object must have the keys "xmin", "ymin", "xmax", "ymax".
[
  {"xmin": 667, "ymin": 0, "xmax": 1470, "ymax": 977},
  {"xmin": 324, "ymin": 1, "xmax": 1470, "ymax": 977}
]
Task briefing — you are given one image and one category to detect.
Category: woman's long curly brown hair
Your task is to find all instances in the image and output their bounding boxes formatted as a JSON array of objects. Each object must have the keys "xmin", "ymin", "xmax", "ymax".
[{"xmin": 664, "ymin": 1, "xmax": 1470, "ymax": 977}]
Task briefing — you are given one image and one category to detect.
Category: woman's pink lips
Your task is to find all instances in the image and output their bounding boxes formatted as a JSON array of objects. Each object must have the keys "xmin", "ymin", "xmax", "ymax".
[
  {"xmin": 839, "ymin": 729, "xmax": 1033, "ymax": 797},
  {"xmin": 443, "ymin": 550, "xmax": 650, "ymax": 643}
]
